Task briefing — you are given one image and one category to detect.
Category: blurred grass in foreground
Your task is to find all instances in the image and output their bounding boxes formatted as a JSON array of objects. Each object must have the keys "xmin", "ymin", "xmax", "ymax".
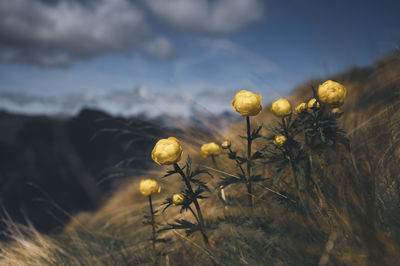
[{"xmin": 1, "ymin": 52, "xmax": 400, "ymax": 265}]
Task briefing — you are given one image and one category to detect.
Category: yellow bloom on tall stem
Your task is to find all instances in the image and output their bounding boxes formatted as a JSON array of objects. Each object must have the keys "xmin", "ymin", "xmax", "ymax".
[
  {"xmin": 231, "ymin": 90, "xmax": 262, "ymax": 116},
  {"xmin": 200, "ymin": 142, "xmax": 221, "ymax": 158},
  {"xmin": 152, "ymin": 137, "xmax": 183, "ymax": 165},
  {"xmin": 139, "ymin": 179, "xmax": 161, "ymax": 196},
  {"xmin": 271, "ymin": 98, "xmax": 292, "ymax": 117},
  {"xmin": 139, "ymin": 179, "xmax": 160, "ymax": 260},
  {"xmin": 317, "ymin": 80, "xmax": 347, "ymax": 107}
]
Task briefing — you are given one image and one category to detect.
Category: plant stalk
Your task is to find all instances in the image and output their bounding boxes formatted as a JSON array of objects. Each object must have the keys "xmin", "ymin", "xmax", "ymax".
[
  {"xmin": 246, "ymin": 116, "xmax": 254, "ymax": 207},
  {"xmin": 174, "ymin": 163, "xmax": 209, "ymax": 245},
  {"xmin": 211, "ymin": 155, "xmax": 218, "ymax": 169},
  {"xmin": 282, "ymin": 117, "xmax": 302, "ymax": 206},
  {"xmin": 148, "ymin": 195, "xmax": 156, "ymax": 259}
]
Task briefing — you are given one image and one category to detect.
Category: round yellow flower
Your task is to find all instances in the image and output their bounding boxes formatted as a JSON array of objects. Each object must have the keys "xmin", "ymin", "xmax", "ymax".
[
  {"xmin": 221, "ymin": 140, "xmax": 231, "ymax": 149},
  {"xmin": 307, "ymin": 98, "xmax": 320, "ymax": 112},
  {"xmin": 273, "ymin": 135, "xmax": 287, "ymax": 147},
  {"xmin": 152, "ymin": 137, "xmax": 183, "ymax": 165},
  {"xmin": 271, "ymin": 98, "xmax": 292, "ymax": 117},
  {"xmin": 139, "ymin": 179, "xmax": 161, "ymax": 196},
  {"xmin": 331, "ymin": 107, "xmax": 343, "ymax": 115},
  {"xmin": 295, "ymin": 102, "xmax": 307, "ymax": 113},
  {"xmin": 231, "ymin": 90, "xmax": 262, "ymax": 116},
  {"xmin": 317, "ymin": 80, "xmax": 347, "ymax": 107},
  {"xmin": 201, "ymin": 142, "xmax": 222, "ymax": 158},
  {"xmin": 172, "ymin": 193, "xmax": 185, "ymax": 205}
]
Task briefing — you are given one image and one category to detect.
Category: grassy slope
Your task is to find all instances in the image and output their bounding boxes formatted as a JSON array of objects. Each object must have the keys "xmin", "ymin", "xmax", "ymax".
[{"xmin": 1, "ymin": 52, "xmax": 400, "ymax": 265}]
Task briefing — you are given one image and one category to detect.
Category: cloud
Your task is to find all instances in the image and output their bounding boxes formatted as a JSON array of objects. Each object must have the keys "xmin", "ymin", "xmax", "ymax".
[
  {"xmin": 0, "ymin": 86, "xmax": 239, "ymax": 117},
  {"xmin": 143, "ymin": 0, "xmax": 263, "ymax": 34},
  {"xmin": 141, "ymin": 37, "xmax": 175, "ymax": 59},
  {"xmin": 0, "ymin": 0, "xmax": 148, "ymax": 66},
  {"xmin": 0, "ymin": 0, "xmax": 264, "ymax": 66}
]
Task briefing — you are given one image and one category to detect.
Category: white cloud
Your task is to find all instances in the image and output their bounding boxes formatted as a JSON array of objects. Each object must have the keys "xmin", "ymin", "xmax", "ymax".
[
  {"xmin": 0, "ymin": 85, "xmax": 241, "ymax": 118},
  {"xmin": 141, "ymin": 37, "xmax": 175, "ymax": 59},
  {"xmin": 143, "ymin": 0, "xmax": 263, "ymax": 34}
]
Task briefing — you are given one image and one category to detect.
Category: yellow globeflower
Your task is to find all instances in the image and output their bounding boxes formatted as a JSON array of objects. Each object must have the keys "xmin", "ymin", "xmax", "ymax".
[
  {"xmin": 273, "ymin": 135, "xmax": 287, "ymax": 147},
  {"xmin": 307, "ymin": 98, "xmax": 320, "ymax": 112},
  {"xmin": 271, "ymin": 98, "xmax": 292, "ymax": 117},
  {"xmin": 317, "ymin": 80, "xmax": 347, "ymax": 107},
  {"xmin": 152, "ymin": 137, "xmax": 183, "ymax": 165},
  {"xmin": 221, "ymin": 140, "xmax": 231, "ymax": 149},
  {"xmin": 201, "ymin": 142, "xmax": 222, "ymax": 158},
  {"xmin": 172, "ymin": 193, "xmax": 185, "ymax": 205},
  {"xmin": 231, "ymin": 90, "xmax": 262, "ymax": 116},
  {"xmin": 295, "ymin": 102, "xmax": 307, "ymax": 113},
  {"xmin": 139, "ymin": 179, "xmax": 161, "ymax": 196}
]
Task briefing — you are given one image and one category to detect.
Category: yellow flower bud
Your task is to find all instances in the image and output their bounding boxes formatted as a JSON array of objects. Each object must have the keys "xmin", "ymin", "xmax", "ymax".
[
  {"xmin": 307, "ymin": 98, "xmax": 320, "ymax": 112},
  {"xmin": 317, "ymin": 80, "xmax": 347, "ymax": 107},
  {"xmin": 139, "ymin": 179, "xmax": 161, "ymax": 196},
  {"xmin": 271, "ymin": 98, "xmax": 292, "ymax": 117},
  {"xmin": 295, "ymin": 102, "xmax": 307, "ymax": 113},
  {"xmin": 331, "ymin": 107, "xmax": 343, "ymax": 115},
  {"xmin": 221, "ymin": 140, "xmax": 231, "ymax": 149},
  {"xmin": 152, "ymin": 137, "xmax": 183, "ymax": 165},
  {"xmin": 273, "ymin": 135, "xmax": 287, "ymax": 147},
  {"xmin": 201, "ymin": 142, "xmax": 221, "ymax": 158},
  {"xmin": 172, "ymin": 193, "xmax": 185, "ymax": 205},
  {"xmin": 231, "ymin": 90, "xmax": 262, "ymax": 116}
]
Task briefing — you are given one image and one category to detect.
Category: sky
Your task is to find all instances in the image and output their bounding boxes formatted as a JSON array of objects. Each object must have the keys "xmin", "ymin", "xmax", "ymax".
[{"xmin": 0, "ymin": 0, "xmax": 399, "ymax": 117}]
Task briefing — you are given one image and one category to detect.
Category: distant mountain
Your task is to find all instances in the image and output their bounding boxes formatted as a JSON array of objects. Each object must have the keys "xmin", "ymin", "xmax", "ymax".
[{"xmin": 0, "ymin": 108, "xmax": 182, "ymax": 234}]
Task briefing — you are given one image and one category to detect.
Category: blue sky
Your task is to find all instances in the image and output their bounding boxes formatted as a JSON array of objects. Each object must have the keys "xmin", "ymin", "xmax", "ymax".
[{"xmin": 0, "ymin": 0, "xmax": 399, "ymax": 117}]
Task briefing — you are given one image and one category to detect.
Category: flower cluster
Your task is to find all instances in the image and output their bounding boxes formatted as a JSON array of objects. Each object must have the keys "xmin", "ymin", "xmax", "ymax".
[{"xmin": 136, "ymin": 80, "xmax": 348, "ymax": 254}]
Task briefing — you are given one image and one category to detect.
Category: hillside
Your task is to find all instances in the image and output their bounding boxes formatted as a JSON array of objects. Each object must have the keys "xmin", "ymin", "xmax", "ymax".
[
  {"xmin": 0, "ymin": 108, "xmax": 183, "ymax": 234},
  {"xmin": 1, "ymin": 52, "xmax": 399, "ymax": 265}
]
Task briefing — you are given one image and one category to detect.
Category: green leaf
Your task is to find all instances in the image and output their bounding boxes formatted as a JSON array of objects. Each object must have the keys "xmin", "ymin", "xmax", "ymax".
[
  {"xmin": 185, "ymin": 155, "xmax": 192, "ymax": 178},
  {"xmin": 163, "ymin": 169, "xmax": 178, "ymax": 178},
  {"xmin": 217, "ymin": 174, "xmax": 244, "ymax": 188},
  {"xmin": 251, "ymin": 151, "xmax": 263, "ymax": 160},
  {"xmin": 273, "ymin": 168, "xmax": 284, "ymax": 185}
]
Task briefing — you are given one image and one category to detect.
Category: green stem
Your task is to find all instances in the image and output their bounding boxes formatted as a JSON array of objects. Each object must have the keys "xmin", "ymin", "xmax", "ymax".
[
  {"xmin": 281, "ymin": 117, "xmax": 289, "ymax": 137},
  {"xmin": 148, "ymin": 195, "xmax": 156, "ymax": 259},
  {"xmin": 174, "ymin": 163, "xmax": 209, "ymax": 245},
  {"xmin": 211, "ymin": 155, "xmax": 218, "ymax": 169},
  {"xmin": 282, "ymin": 117, "xmax": 302, "ymax": 205},
  {"xmin": 246, "ymin": 116, "xmax": 254, "ymax": 208},
  {"xmin": 188, "ymin": 205, "xmax": 200, "ymax": 224}
]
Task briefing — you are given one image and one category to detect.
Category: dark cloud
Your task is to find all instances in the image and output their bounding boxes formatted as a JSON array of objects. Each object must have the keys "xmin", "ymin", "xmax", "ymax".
[
  {"xmin": 0, "ymin": 0, "xmax": 263, "ymax": 66},
  {"xmin": 0, "ymin": 0, "xmax": 148, "ymax": 66},
  {"xmin": 143, "ymin": 0, "xmax": 263, "ymax": 34}
]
